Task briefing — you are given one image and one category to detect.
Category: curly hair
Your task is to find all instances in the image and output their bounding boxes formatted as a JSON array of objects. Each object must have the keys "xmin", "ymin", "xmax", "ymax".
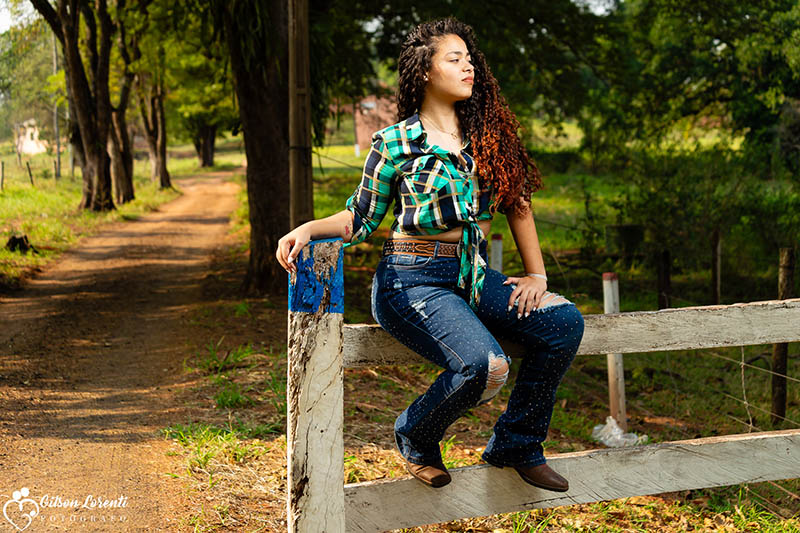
[{"xmin": 396, "ymin": 17, "xmax": 542, "ymax": 216}]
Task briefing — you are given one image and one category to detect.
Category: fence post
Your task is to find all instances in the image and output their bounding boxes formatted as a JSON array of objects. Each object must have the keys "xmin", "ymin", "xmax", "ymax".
[
  {"xmin": 287, "ymin": 238, "xmax": 345, "ymax": 533},
  {"xmin": 603, "ymin": 272, "xmax": 627, "ymax": 431},
  {"xmin": 25, "ymin": 161, "xmax": 34, "ymax": 187},
  {"xmin": 1, "ymin": 161, "xmax": 4, "ymax": 191},
  {"xmin": 772, "ymin": 247, "xmax": 795, "ymax": 427},
  {"xmin": 490, "ymin": 233, "xmax": 503, "ymax": 273}
]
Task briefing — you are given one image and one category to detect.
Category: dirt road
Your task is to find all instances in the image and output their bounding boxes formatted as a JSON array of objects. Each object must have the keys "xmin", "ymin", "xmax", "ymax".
[{"xmin": 0, "ymin": 173, "xmax": 240, "ymax": 532}]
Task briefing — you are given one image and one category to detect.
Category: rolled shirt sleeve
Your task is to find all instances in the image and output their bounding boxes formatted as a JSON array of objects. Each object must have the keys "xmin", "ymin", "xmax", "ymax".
[{"xmin": 343, "ymin": 133, "xmax": 397, "ymax": 247}]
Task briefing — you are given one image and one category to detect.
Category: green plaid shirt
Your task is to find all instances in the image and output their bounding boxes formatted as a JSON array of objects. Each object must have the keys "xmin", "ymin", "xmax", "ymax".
[{"xmin": 344, "ymin": 113, "xmax": 495, "ymax": 310}]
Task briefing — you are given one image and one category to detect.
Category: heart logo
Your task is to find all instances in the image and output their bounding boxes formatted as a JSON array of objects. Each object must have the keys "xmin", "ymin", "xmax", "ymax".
[{"xmin": 3, "ymin": 488, "xmax": 39, "ymax": 532}]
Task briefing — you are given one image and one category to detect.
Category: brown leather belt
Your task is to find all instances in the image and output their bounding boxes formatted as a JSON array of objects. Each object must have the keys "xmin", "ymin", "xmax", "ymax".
[{"xmin": 382, "ymin": 238, "xmax": 459, "ymax": 258}]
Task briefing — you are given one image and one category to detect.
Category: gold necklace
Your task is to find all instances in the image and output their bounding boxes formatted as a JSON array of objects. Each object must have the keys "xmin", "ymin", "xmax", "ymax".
[{"xmin": 419, "ymin": 113, "xmax": 460, "ymax": 141}]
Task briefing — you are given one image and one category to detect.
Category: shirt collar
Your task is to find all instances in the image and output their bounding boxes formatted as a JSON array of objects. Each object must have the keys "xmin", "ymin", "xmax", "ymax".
[{"xmin": 406, "ymin": 113, "xmax": 470, "ymax": 150}]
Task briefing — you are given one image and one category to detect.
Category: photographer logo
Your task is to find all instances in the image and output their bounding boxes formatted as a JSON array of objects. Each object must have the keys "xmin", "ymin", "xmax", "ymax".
[
  {"xmin": 2, "ymin": 487, "xmax": 128, "ymax": 531},
  {"xmin": 3, "ymin": 488, "xmax": 38, "ymax": 532}
]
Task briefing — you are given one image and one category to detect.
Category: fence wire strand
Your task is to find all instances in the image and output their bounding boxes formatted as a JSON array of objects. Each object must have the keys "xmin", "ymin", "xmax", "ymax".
[
  {"xmin": 573, "ymin": 351, "xmax": 799, "ymax": 519},
  {"xmin": 704, "ymin": 350, "xmax": 800, "ymax": 385}
]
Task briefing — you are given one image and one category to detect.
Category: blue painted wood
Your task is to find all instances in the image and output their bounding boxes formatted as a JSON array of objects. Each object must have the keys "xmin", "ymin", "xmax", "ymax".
[{"xmin": 288, "ymin": 238, "xmax": 344, "ymax": 314}]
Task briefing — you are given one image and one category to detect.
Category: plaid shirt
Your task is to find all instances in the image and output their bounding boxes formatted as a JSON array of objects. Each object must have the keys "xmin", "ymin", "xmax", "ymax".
[{"xmin": 344, "ymin": 113, "xmax": 495, "ymax": 310}]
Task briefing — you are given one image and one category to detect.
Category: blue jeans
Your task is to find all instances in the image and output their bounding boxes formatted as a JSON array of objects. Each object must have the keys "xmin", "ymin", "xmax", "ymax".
[{"xmin": 371, "ymin": 241, "xmax": 584, "ymax": 468}]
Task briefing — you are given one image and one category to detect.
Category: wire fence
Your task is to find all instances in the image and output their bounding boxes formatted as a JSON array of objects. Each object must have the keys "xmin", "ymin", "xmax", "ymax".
[
  {"xmin": 314, "ymin": 146, "xmax": 799, "ymax": 520},
  {"xmin": 574, "ymin": 339, "xmax": 800, "ymax": 520}
]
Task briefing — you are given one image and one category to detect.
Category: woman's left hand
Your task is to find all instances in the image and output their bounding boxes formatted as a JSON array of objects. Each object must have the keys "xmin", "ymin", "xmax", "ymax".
[{"xmin": 504, "ymin": 276, "xmax": 547, "ymax": 318}]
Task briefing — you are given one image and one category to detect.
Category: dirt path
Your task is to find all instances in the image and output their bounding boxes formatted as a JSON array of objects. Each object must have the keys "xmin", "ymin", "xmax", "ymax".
[{"xmin": 0, "ymin": 172, "xmax": 241, "ymax": 532}]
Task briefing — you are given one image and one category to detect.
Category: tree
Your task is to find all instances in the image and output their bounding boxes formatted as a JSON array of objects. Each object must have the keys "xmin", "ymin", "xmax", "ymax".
[
  {"xmin": 164, "ymin": 8, "xmax": 237, "ymax": 168},
  {"xmin": 582, "ymin": 0, "xmax": 800, "ymax": 169},
  {"xmin": 106, "ymin": 0, "xmax": 145, "ymax": 204},
  {"xmin": 30, "ymin": 0, "xmax": 116, "ymax": 210},
  {"xmin": 181, "ymin": 0, "xmax": 375, "ymax": 294},
  {"xmin": 130, "ymin": 0, "xmax": 170, "ymax": 188},
  {"xmin": 0, "ymin": 17, "xmax": 67, "ymax": 155},
  {"xmin": 370, "ymin": 1, "xmax": 606, "ymax": 126}
]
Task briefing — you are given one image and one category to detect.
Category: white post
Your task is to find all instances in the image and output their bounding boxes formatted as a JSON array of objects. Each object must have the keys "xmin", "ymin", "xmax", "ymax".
[
  {"xmin": 603, "ymin": 272, "xmax": 627, "ymax": 431},
  {"xmin": 490, "ymin": 233, "xmax": 503, "ymax": 273},
  {"xmin": 287, "ymin": 238, "xmax": 345, "ymax": 532}
]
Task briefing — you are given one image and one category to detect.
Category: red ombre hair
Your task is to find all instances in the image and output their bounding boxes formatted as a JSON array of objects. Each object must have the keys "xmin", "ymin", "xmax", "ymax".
[{"xmin": 396, "ymin": 17, "xmax": 542, "ymax": 216}]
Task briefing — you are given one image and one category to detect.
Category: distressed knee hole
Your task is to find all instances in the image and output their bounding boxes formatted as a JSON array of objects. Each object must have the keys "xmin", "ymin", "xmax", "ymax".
[
  {"xmin": 479, "ymin": 354, "xmax": 509, "ymax": 404},
  {"xmin": 539, "ymin": 291, "xmax": 570, "ymax": 309}
]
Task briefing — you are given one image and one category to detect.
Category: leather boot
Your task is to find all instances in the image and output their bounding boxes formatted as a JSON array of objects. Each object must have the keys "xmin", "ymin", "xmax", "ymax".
[
  {"xmin": 512, "ymin": 463, "xmax": 569, "ymax": 492},
  {"xmin": 403, "ymin": 457, "xmax": 451, "ymax": 488}
]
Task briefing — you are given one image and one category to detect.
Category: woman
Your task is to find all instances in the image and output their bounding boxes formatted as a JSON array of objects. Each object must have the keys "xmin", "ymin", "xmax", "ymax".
[{"xmin": 276, "ymin": 17, "xmax": 584, "ymax": 491}]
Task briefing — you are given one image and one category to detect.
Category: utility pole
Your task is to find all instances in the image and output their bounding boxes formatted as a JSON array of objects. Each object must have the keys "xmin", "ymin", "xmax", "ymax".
[{"xmin": 288, "ymin": 0, "xmax": 314, "ymax": 229}]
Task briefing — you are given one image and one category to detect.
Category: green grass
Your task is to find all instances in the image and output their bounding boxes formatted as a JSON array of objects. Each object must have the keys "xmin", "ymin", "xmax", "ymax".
[
  {"xmin": 196, "ymin": 338, "xmax": 257, "ymax": 375},
  {"xmin": 162, "ymin": 421, "xmax": 268, "ymax": 473},
  {"xmin": 212, "ymin": 377, "xmax": 256, "ymax": 409}
]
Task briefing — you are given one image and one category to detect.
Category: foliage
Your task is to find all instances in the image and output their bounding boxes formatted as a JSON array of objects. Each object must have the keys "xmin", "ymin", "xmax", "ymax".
[
  {"xmin": 737, "ymin": 185, "xmax": 800, "ymax": 252},
  {"xmin": 0, "ymin": 17, "xmax": 63, "ymax": 142},
  {"xmin": 583, "ymin": 0, "xmax": 800, "ymax": 170},
  {"xmin": 146, "ymin": 0, "xmax": 238, "ymax": 147},
  {"xmin": 611, "ymin": 144, "xmax": 750, "ymax": 272},
  {"xmin": 369, "ymin": 1, "xmax": 607, "ymax": 126}
]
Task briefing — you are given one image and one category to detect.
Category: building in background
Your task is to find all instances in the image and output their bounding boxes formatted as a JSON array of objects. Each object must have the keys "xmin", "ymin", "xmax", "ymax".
[{"xmin": 15, "ymin": 119, "xmax": 48, "ymax": 155}]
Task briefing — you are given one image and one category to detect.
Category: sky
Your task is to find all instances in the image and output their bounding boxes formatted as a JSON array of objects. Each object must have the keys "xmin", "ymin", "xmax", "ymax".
[{"xmin": 0, "ymin": 7, "xmax": 11, "ymax": 34}]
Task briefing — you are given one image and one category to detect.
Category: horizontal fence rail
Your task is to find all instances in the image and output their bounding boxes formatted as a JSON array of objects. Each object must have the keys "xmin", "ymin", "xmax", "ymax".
[
  {"xmin": 342, "ymin": 298, "xmax": 800, "ymax": 367},
  {"xmin": 344, "ymin": 429, "xmax": 800, "ymax": 532}
]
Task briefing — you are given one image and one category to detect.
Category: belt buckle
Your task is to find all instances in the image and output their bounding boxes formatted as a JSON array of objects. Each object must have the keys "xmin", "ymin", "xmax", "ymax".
[{"xmin": 455, "ymin": 240, "xmax": 463, "ymax": 257}]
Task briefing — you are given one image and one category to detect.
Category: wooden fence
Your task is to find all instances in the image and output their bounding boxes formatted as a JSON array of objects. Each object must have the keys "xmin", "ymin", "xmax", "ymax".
[{"xmin": 287, "ymin": 238, "xmax": 800, "ymax": 533}]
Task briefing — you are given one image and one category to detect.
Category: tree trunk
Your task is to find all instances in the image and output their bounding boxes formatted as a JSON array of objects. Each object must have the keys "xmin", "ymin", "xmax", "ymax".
[
  {"xmin": 710, "ymin": 227, "xmax": 721, "ymax": 304},
  {"xmin": 109, "ymin": 5, "xmax": 136, "ymax": 204},
  {"xmin": 772, "ymin": 247, "xmax": 795, "ymax": 427},
  {"xmin": 194, "ymin": 123, "xmax": 216, "ymax": 167},
  {"xmin": 136, "ymin": 71, "xmax": 171, "ymax": 188},
  {"xmin": 109, "ymin": 110, "xmax": 135, "ymax": 203},
  {"xmin": 154, "ymin": 85, "xmax": 171, "ymax": 188},
  {"xmin": 33, "ymin": 0, "xmax": 115, "ymax": 212},
  {"xmin": 145, "ymin": 132, "xmax": 158, "ymax": 183},
  {"xmin": 656, "ymin": 249, "xmax": 671, "ymax": 309},
  {"xmin": 225, "ymin": 0, "xmax": 289, "ymax": 295},
  {"xmin": 64, "ymin": 59, "xmax": 90, "ymax": 205}
]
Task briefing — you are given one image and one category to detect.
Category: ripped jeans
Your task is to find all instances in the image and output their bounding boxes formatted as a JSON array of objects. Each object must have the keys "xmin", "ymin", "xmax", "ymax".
[{"xmin": 371, "ymin": 241, "xmax": 584, "ymax": 468}]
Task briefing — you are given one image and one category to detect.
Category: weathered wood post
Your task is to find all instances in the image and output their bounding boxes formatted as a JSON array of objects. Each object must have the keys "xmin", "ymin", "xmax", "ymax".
[
  {"xmin": 288, "ymin": 0, "xmax": 314, "ymax": 230},
  {"xmin": 772, "ymin": 247, "xmax": 795, "ymax": 427},
  {"xmin": 603, "ymin": 272, "xmax": 627, "ymax": 430},
  {"xmin": 490, "ymin": 233, "xmax": 503, "ymax": 273},
  {"xmin": 287, "ymin": 238, "xmax": 345, "ymax": 532},
  {"xmin": 1, "ymin": 161, "xmax": 4, "ymax": 191}
]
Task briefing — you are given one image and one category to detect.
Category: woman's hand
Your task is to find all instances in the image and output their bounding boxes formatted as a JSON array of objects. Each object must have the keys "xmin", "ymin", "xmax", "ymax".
[
  {"xmin": 276, "ymin": 225, "xmax": 312, "ymax": 274},
  {"xmin": 504, "ymin": 276, "xmax": 547, "ymax": 319}
]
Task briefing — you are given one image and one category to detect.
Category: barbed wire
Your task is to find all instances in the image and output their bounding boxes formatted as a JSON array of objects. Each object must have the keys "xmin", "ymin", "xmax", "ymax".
[
  {"xmin": 740, "ymin": 347, "xmax": 755, "ymax": 432},
  {"xmin": 573, "ymin": 352, "xmax": 800, "ymax": 517},
  {"xmin": 704, "ymin": 350, "xmax": 800, "ymax": 385}
]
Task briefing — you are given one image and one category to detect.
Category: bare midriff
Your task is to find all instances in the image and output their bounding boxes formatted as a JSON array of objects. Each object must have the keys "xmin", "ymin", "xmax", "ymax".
[{"xmin": 390, "ymin": 219, "xmax": 492, "ymax": 243}]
